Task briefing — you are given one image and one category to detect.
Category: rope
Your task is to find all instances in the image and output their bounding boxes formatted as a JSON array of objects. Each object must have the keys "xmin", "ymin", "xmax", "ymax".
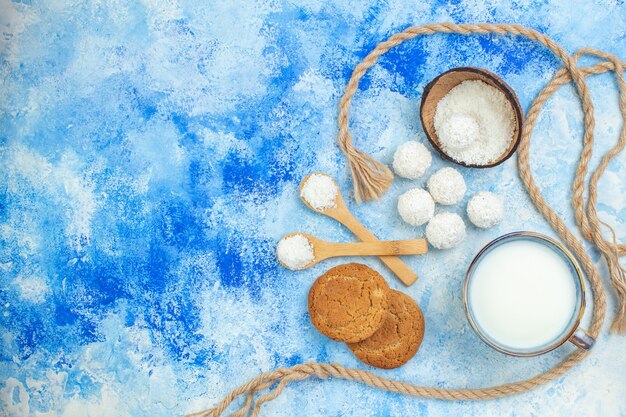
[
  {"xmin": 339, "ymin": 23, "xmax": 572, "ymax": 202},
  {"xmin": 188, "ymin": 23, "xmax": 625, "ymax": 417},
  {"xmin": 518, "ymin": 48, "xmax": 626, "ymax": 332}
]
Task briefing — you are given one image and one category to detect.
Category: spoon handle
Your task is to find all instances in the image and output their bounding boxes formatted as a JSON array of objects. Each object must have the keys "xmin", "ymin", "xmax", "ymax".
[
  {"xmin": 321, "ymin": 239, "xmax": 427, "ymax": 257},
  {"xmin": 334, "ymin": 211, "xmax": 420, "ymax": 286}
]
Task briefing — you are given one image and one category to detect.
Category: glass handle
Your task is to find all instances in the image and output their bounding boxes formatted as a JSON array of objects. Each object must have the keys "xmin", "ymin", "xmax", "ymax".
[{"xmin": 568, "ymin": 328, "xmax": 595, "ymax": 350}]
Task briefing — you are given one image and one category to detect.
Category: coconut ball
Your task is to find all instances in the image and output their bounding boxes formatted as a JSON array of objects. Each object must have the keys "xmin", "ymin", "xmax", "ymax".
[
  {"xmin": 392, "ymin": 141, "xmax": 432, "ymax": 179},
  {"xmin": 467, "ymin": 191, "xmax": 504, "ymax": 228},
  {"xmin": 397, "ymin": 188, "xmax": 435, "ymax": 226},
  {"xmin": 438, "ymin": 113, "xmax": 480, "ymax": 151},
  {"xmin": 427, "ymin": 167, "xmax": 466, "ymax": 205},
  {"xmin": 426, "ymin": 212, "xmax": 466, "ymax": 249}
]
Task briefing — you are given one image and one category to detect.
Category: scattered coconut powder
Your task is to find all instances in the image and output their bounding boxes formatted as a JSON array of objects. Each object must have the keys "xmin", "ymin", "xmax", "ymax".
[
  {"xmin": 434, "ymin": 80, "xmax": 515, "ymax": 165},
  {"xmin": 277, "ymin": 234, "xmax": 314, "ymax": 270},
  {"xmin": 300, "ymin": 174, "xmax": 338, "ymax": 211}
]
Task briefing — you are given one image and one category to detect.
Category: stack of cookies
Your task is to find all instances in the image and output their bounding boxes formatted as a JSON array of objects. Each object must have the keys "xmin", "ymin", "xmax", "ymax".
[{"xmin": 308, "ymin": 263, "xmax": 425, "ymax": 369}]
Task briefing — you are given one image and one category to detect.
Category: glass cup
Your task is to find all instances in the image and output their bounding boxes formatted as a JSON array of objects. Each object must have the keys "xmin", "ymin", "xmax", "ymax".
[{"xmin": 463, "ymin": 231, "xmax": 594, "ymax": 357}]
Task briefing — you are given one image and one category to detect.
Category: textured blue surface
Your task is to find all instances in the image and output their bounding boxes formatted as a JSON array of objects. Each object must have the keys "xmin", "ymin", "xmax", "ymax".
[{"xmin": 1, "ymin": 1, "xmax": 626, "ymax": 416}]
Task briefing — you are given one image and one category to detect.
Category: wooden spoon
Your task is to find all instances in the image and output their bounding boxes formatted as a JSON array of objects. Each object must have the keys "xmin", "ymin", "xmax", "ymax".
[
  {"xmin": 299, "ymin": 173, "xmax": 422, "ymax": 286},
  {"xmin": 277, "ymin": 232, "xmax": 428, "ymax": 270}
]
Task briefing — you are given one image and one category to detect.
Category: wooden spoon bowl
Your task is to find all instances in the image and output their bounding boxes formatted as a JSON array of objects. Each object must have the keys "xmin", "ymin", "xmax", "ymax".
[{"xmin": 419, "ymin": 67, "xmax": 523, "ymax": 168}]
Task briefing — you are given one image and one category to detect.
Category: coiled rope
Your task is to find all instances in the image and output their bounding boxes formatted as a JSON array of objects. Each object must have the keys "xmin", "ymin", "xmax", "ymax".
[{"xmin": 188, "ymin": 23, "xmax": 625, "ymax": 417}]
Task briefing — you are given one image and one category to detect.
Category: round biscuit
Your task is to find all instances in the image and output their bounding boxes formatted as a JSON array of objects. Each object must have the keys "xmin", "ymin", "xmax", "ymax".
[
  {"xmin": 347, "ymin": 290, "xmax": 425, "ymax": 369},
  {"xmin": 308, "ymin": 263, "xmax": 390, "ymax": 343}
]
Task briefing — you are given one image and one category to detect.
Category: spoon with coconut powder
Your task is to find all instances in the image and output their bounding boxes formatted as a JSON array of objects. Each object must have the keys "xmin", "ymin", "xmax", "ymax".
[
  {"xmin": 299, "ymin": 173, "xmax": 423, "ymax": 285},
  {"xmin": 276, "ymin": 233, "xmax": 428, "ymax": 271}
]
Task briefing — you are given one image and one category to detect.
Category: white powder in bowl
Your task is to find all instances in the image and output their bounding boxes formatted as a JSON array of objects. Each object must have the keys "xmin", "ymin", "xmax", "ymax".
[
  {"xmin": 277, "ymin": 234, "xmax": 314, "ymax": 270},
  {"xmin": 427, "ymin": 167, "xmax": 466, "ymax": 205},
  {"xmin": 434, "ymin": 80, "xmax": 515, "ymax": 165},
  {"xmin": 438, "ymin": 113, "xmax": 480, "ymax": 151},
  {"xmin": 397, "ymin": 188, "xmax": 435, "ymax": 226},
  {"xmin": 392, "ymin": 141, "xmax": 432, "ymax": 179},
  {"xmin": 300, "ymin": 174, "xmax": 338, "ymax": 211},
  {"xmin": 467, "ymin": 191, "xmax": 504, "ymax": 228},
  {"xmin": 426, "ymin": 212, "xmax": 466, "ymax": 249}
]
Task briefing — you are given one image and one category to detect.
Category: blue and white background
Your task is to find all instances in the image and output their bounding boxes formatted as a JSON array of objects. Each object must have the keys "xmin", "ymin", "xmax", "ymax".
[{"xmin": 1, "ymin": 1, "xmax": 625, "ymax": 416}]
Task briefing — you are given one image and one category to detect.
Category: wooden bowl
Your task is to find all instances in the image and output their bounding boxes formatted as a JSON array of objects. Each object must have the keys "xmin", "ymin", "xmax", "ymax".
[{"xmin": 419, "ymin": 67, "xmax": 523, "ymax": 168}]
